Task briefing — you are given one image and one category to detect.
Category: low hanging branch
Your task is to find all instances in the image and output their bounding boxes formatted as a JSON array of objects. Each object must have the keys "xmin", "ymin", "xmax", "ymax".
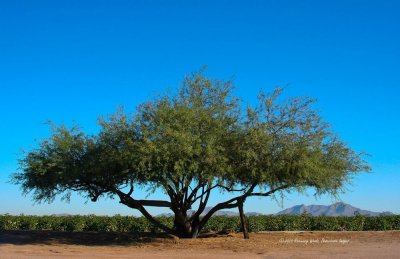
[{"xmin": 115, "ymin": 190, "xmax": 175, "ymax": 234}]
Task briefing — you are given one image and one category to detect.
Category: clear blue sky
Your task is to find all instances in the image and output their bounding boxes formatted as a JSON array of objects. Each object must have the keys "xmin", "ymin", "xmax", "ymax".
[{"xmin": 0, "ymin": 0, "xmax": 399, "ymax": 216}]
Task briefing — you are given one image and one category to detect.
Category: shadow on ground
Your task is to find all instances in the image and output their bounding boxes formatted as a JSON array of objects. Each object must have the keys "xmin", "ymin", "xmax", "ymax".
[
  {"xmin": 0, "ymin": 230, "xmax": 179, "ymax": 246},
  {"xmin": 0, "ymin": 230, "xmax": 231, "ymax": 246}
]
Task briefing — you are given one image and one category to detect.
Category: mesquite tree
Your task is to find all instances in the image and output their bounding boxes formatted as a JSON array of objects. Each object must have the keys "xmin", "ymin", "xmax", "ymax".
[{"xmin": 12, "ymin": 71, "xmax": 370, "ymax": 238}]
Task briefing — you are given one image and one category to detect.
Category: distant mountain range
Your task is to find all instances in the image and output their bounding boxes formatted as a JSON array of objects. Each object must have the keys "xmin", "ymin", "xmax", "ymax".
[
  {"xmin": 276, "ymin": 202, "xmax": 393, "ymax": 216},
  {"xmin": 158, "ymin": 207, "xmax": 263, "ymax": 217},
  {"xmin": 157, "ymin": 202, "xmax": 393, "ymax": 217},
  {"xmin": 50, "ymin": 203, "xmax": 394, "ymax": 217}
]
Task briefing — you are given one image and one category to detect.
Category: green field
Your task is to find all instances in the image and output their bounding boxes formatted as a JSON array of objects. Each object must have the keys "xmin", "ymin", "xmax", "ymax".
[{"xmin": 1, "ymin": 214, "xmax": 399, "ymax": 232}]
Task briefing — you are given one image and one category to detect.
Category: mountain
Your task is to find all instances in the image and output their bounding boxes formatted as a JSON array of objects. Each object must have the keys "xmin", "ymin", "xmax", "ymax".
[
  {"xmin": 157, "ymin": 203, "xmax": 393, "ymax": 217},
  {"xmin": 276, "ymin": 202, "xmax": 393, "ymax": 216},
  {"xmin": 197, "ymin": 207, "xmax": 260, "ymax": 216},
  {"xmin": 157, "ymin": 207, "xmax": 262, "ymax": 217},
  {"xmin": 51, "ymin": 213, "xmax": 72, "ymax": 217}
]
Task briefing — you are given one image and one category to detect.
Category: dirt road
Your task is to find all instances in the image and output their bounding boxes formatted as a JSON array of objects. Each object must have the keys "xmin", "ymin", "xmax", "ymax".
[{"xmin": 1, "ymin": 231, "xmax": 399, "ymax": 258}]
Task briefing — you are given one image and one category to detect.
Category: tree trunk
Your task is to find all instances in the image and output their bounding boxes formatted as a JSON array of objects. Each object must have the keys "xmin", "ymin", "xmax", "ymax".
[
  {"xmin": 238, "ymin": 203, "xmax": 249, "ymax": 239},
  {"xmin": 191, "ymin": 225, "xmax": 200, "ymax": 238},
  {"xmin": 191, "ymin": 216, "xmax": 200, "ymax": 238},
  {"xmin": 174, "ymin": 212, "xmax": 192, "ymax": 238}
]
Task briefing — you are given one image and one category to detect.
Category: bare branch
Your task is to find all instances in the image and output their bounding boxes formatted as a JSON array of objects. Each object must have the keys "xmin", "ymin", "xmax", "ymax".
[
  {"xmin": 115, "ymin": 190, "xmax": 174, "ymax": 234},
  {"xmin": 248, "ymin": 184, "xmax": 290, "ymax": 197}
]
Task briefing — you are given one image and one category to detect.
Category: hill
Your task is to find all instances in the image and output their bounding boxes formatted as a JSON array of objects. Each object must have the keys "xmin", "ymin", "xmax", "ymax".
[{"xmin": 276, "ymin": 202, "xmax": 393, "ymax": 216}]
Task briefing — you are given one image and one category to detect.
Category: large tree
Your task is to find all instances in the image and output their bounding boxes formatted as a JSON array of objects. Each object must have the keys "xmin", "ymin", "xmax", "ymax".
[{"xmin": 12, "ymin": 70, "xmax": 370, "ymax": 238}]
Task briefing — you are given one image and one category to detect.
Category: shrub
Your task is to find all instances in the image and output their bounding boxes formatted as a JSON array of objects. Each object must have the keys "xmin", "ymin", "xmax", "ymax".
[{"xmin": 0, "ymin": 214, "xmax": 399, "ymax": 232}]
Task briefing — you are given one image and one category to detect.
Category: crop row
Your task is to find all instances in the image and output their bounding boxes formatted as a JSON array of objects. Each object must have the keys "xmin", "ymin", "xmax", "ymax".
[{"xmin": 1, "ymin": 214, "xmax": 399, "ymax": 232}]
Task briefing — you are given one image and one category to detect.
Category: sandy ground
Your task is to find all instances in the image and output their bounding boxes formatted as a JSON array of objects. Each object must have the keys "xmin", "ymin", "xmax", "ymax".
[{"xmin": 0, "ymin": 230, "xmax": 399, "ymax": 259}]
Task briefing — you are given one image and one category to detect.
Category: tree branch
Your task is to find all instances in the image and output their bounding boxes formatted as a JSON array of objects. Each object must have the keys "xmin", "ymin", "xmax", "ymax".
[
  {"xmin": 248, "ymin": 184, "xmax": 290, "ymax": 197},
  {"xmin": 186, "ymin": 182, "xmax": 204, "ymax": 205},
  {"xmin": 215, "ymin": 184, "xmax": 247, "ymax": 192},
  {"xmin": 197, "ymin": 183, "xmax": 289, "ymax": 232},
  {"xmin": 115, "ymin": 190, "xmax": 174, "ymax": 234},
  {"xmin": 198, "ymin": 183, "xmax": 257, "ymax": 230},
  {"xmin": 189, "ymin": 184, "xmax": 212, "ymax": 221}
]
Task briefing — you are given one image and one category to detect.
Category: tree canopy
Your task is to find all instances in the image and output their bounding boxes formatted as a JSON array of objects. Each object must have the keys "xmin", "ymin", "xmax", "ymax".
[{"xmin": 12, "ymin": 70, "xmax": 370, "ymax": 238}]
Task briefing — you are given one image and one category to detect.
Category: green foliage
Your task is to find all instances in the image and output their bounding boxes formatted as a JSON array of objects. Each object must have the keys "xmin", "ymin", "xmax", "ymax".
[
  {"xmin": 1, "ymin": 214, "xmax": 399, "ymax": 232},
  {"xmin": 11, "ymin": 69, "xmax": 371, "ymax": 237},
  {"xmin": 202, "ymin": 216, "xmax": 242, "ymax": 232}
]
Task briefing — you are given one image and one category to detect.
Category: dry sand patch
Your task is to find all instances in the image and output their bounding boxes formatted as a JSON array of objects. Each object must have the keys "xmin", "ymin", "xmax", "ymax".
[{"xmin": 0, "ymin": 231, "xmax": 399, "ymax": 258}]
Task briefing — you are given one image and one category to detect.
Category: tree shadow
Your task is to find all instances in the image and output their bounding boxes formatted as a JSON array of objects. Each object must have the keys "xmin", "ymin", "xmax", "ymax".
[{"xmin": 0, "ymin": 230, "xmax": 179, "ymax": 246}]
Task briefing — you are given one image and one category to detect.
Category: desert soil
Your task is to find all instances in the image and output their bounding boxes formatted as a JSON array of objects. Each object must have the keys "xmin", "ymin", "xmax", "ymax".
[{"xmin": 0, "ymin": 230, "xmax": 399, "ymax": 259}]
